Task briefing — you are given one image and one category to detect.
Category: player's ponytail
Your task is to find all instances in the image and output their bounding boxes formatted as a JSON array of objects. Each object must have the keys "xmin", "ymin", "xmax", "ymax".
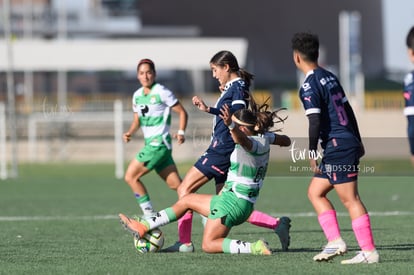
[
  {"xmin": 232, "ymin": 100, "xmax": 287, "ymax": 135},
  {"xmin": 238, "ymin": 69, "xmax": 254, "ymax": 89}
]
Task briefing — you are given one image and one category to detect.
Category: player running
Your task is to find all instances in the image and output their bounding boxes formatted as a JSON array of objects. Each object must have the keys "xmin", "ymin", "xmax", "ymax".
[
  {"xmin": 122, "ymin": 58, "xmax": 188, "ymax": 218},
  {"xmin": 291, "ymin": 32, "xmax": 379, "ymax": 264},
  {"xmin": 119, "ymin": 103, "xmax": 290, "ymax": 255}
]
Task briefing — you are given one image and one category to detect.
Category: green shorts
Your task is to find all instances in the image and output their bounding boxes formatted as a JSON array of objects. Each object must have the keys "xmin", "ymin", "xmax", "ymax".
[
  {"xmin": 136, "ymin": 145, "xmax": 175, "ymax": 173},
  {"xmin": 209, "ymin": 191, "xmax": 253, "ymax": 228}
]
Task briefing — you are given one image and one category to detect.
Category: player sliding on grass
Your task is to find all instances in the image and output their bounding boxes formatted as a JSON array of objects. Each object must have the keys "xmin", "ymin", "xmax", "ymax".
[
  {"xmin": 119, "ymin": 103, "xmax": 291, "ymax": 255},
  {"xmin": 164, "ymin": 50, "xmax": 291, "ymax": 253},
  {"xmin": 292, "ymin": 32, "xmax": 379, "ymax": 264}
]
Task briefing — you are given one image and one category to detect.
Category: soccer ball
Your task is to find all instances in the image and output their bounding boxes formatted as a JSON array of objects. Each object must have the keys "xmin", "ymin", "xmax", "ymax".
[{"xmin": 133, "ymin": 228, "xmax": 165, "ymax": 253}]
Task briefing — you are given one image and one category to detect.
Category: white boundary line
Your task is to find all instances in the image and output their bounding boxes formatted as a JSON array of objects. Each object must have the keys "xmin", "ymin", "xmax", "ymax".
[
  {"xmin": 0, "ymin": 215, "xmax": 118, "ymax": 222},
  {"xmin": 1, "ymin": 211, "xmax": 413, "ymax": 222}
]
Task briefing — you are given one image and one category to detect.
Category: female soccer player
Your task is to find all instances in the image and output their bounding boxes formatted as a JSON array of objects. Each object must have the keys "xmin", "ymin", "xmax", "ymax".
[
  {"xmin": 165, "ymin": 50, "xmax": 291, "ymax": 252},
  {"xmin": 404, "ymin": 26, "xmax": 414, "ymax": 168},
  {"xmin": 123, "ymin": 58, "xmax": 188, "ymax": 217},
  {"xmin": 119, "ymin": 103, "xmax": 290, "ymax": 255},
  {"xmin": 291, "ymin": 32, "xmax": 379, "ymax": 264}
]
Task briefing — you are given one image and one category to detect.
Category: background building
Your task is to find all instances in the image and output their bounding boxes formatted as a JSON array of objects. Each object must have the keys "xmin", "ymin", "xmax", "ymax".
[
  {"xmin": 139, "ymin": 0, "xmax": 386, "ymax": 88},
  {"xmin": 2, "ymin": 0, "xmax": 412, "ymax": 93},
  {"xmin": 0, "ymin": 0, "xmax": 411, "ymax": 169}
]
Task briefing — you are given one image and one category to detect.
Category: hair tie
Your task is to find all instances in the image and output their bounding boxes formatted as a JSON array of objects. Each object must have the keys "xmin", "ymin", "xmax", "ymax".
[{"xmin": 231, "ymin": 115, "xmax": 255, "ymax": 127}]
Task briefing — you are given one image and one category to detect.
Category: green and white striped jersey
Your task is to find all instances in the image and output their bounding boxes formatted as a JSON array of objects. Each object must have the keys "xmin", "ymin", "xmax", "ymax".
[
  {"xmin": 132, "ymin": 83, "xmax": 178, "ymax": 148},
  {"xmin": 225, "ymin": 133, "xmax": 276, "ymax": 203}
]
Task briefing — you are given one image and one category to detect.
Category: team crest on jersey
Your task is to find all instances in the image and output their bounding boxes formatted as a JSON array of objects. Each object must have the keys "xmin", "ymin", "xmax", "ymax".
[{"xmin": 150, "ymin": 96, "xmax": 157, "ymax": 104}]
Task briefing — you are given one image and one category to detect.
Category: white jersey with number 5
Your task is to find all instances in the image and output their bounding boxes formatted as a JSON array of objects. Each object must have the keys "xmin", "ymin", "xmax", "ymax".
[{"xmin": 132, "ymin": 83, "xmax": 178, "ymax": 148}]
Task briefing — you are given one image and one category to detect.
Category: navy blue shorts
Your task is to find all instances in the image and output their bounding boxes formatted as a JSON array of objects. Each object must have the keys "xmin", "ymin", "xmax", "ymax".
[
  {"xmin": 315, "ymin": 138, "xmax": 362, "ymax": 184},
  {"xmin": 407, "ymin": 115, "xmax": 414, "ymax": 155},
  {"xmin": 194, "ymin": 150, "xmax": 230, "ymax": 185}
]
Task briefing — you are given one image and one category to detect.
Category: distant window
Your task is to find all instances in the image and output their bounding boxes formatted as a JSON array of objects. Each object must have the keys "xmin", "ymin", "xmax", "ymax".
[{"xmin": 101, "ymin": 0, "xmax": 138, "ymax": 16}]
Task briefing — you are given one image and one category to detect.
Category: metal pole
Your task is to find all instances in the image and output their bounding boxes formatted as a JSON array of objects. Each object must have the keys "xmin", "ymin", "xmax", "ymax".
[
  {"xmin": 114, "ymin": 100, "xmax": 124, "ymax": 179},
  {"xmin": 0, "ymin": 103, "xmax": 7, "ymax": 180},
  {"xmin": 57, "ymin": 1, "xmax": 68, "ymax": 109},
  {"xmin": 3, "ymin": 0, "xmax": 18, "ymax": 178},
  {"xmin": 339, "ymin": 11, "xmax": 351, "ymax": 95},
  {"xmin": 57, "ymin": 2, "xmax": 68, "ymax": 160},
  {"xmin": 24, "ymin": 0, "xmax": 34, "ymax": 113}
]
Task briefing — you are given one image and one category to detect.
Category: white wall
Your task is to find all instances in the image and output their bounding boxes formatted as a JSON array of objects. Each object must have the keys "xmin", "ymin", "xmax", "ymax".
[{"xmin": 382, "ymin": 0, "xmax": 414, "ymax": 72}]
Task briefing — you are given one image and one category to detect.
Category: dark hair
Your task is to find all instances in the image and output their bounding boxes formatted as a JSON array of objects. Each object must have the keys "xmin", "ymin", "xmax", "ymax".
[
  {"xmin": 210, "ymin": 50, "xmax": 254, "ymax": 88},
  {"xmin": 291, "ymin": 32, "xmax": 319, "ymax": 63},
  {"xmin": 406, "ymin": 26, "xmax": 414, "ymax": 51},
  {"xmin": 233, "ymin": 99, "xmax": 287, "ymax": 134},
  {"xmin": 137, "ymin": 58, "xmax": 156, "ymax": 73}
]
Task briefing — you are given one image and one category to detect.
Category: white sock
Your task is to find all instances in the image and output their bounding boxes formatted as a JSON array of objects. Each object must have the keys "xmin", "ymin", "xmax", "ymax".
[
  {"xmin": 229, "ymin": 240, "xmax": 252, "ymax": 254},
  {"xmin": 140, "ymin": 201, "xmax": 155, "ymax": 216},
  {"xmin": 144, "ymin": 210, "xmax": 171, "ymax": 230}
]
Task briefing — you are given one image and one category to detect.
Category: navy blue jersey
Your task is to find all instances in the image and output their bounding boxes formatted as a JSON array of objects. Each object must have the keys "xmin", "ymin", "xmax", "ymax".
[
  {"xmin": 299, "ymin": 67, "xmax": 360, "ymax": 145},
  {"xmin": 207, "ymin": 78, "xmax": 250, "ymax": 156},
  {"xmin": 403, "ymin": 71, "xmax": 414, "ymax": 116}
]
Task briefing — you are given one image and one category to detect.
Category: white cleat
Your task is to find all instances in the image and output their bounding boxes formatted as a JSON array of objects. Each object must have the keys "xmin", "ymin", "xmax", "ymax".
[
  {"xmin": 313, "ymin": 238, "xmax": 347, "ymax": 261},
  {"xmin": 341, "ymin": 250, "xmax": 379, "ymax": 264}
]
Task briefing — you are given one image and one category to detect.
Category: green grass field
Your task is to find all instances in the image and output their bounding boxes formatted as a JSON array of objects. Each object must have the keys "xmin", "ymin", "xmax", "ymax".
[{"xmin": 0, "ymin": 161, "xmax": 413, "ymax": 275}]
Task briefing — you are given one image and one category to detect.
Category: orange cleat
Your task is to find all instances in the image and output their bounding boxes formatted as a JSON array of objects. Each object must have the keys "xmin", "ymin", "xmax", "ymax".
[{"xmin": 119, "ymin": 213, "xmax": 149, "ymax": 239}]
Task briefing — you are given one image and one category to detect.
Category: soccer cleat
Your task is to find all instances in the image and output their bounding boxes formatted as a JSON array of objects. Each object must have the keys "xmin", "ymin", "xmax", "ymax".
[
  {"xmin": 119, "ymin": 213, "xmax": 149, "ymax": 239},
  {"xmin": 274, "ymin": 216, "xmax": 291, "ymax": 251},
  {"xmin": 313, "ymin": 238, "xmax": 347, "ymax": 261},
  {"xmin": 161, "ymin": 241, "xmax": 195, "ymax": 253},
  {"xmin": 341, "ymin": 250, "xmax": 379, "ymax": 264},
  {"xmin": 251, "ymin": 239, "xmax": 272, "ymax": 255}
]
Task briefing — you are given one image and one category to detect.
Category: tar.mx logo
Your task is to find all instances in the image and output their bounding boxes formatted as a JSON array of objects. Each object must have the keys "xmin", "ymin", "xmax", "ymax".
[{"xmin": 289, "ymin": 140, "xmax": 323, "ymax": 163}]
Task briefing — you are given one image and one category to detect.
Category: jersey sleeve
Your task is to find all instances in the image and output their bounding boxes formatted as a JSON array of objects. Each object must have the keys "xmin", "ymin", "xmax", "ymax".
[
  {"xmin": 159, "ymin": 85, "xmax": 178, "ymax": 107},
  {"xmin": 132, "ymin": 90, "xmax": 140, "ymax": 113},
  {"xmin": 299, "ymin": 78, "xmax": 321, "ymax": 116},
  {"xmin": 264, "ymin": 132, "xmax": 276, "ymax": 144},
  {"xmin": 231, "ymin": 82, "xmax": 248, "ymax": 110},
  {"xmin": 209, "ymin": 82, "xmax": 247, "ymax": 115}
]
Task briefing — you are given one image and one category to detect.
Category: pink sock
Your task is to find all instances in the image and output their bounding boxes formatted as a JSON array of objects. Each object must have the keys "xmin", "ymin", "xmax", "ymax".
[
  {"xmin": 318, "ymin": 209, "xmax": 341, "ymax": 242},
  {"xmin": 178, "ymin": 212, "xmax": 193, "ymax": 244},
  {"xmin": 247, "ymin": 210, "xmax": 278, "ymax": 229},
  {"xmin": 352, "ymin": 213, "xmax": 376, "ymax": 251}
]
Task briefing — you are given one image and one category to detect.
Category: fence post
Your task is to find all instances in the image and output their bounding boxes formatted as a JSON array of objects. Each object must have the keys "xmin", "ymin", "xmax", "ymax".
[
  {"xmin": 0, "ymin": 102, "xmax": 7, "ymax": 180},
  {"xmin": 114, "ymin": 100, "xmax": 124, "ymax": 179}
]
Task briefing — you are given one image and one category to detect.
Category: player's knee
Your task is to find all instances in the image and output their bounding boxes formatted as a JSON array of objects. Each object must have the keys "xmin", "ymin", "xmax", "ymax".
[
  {"xmin": 167, "ymin": 179, "xmax": 180, "ymax": 191},
  {"xmin": 201, "ymin": 240, "xmax": 214, "ymax": 253},
  {"xmin": 177, "ymin": 183, "xmax": 190, "ymax": 198},
  {"xmin": 124, "ymin": 173, "xmax": 138, "ymax": 186},
  {"xmin": 307, "ymin": 190, "xmax": 315, "ymax": 202},
  {"xmin": 340, "ymin": 197, "xmax": 361, "ymax": 210},
  {"xmin": 124, "ymin": 174, "xmax": 131, "ymax": 184}
]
